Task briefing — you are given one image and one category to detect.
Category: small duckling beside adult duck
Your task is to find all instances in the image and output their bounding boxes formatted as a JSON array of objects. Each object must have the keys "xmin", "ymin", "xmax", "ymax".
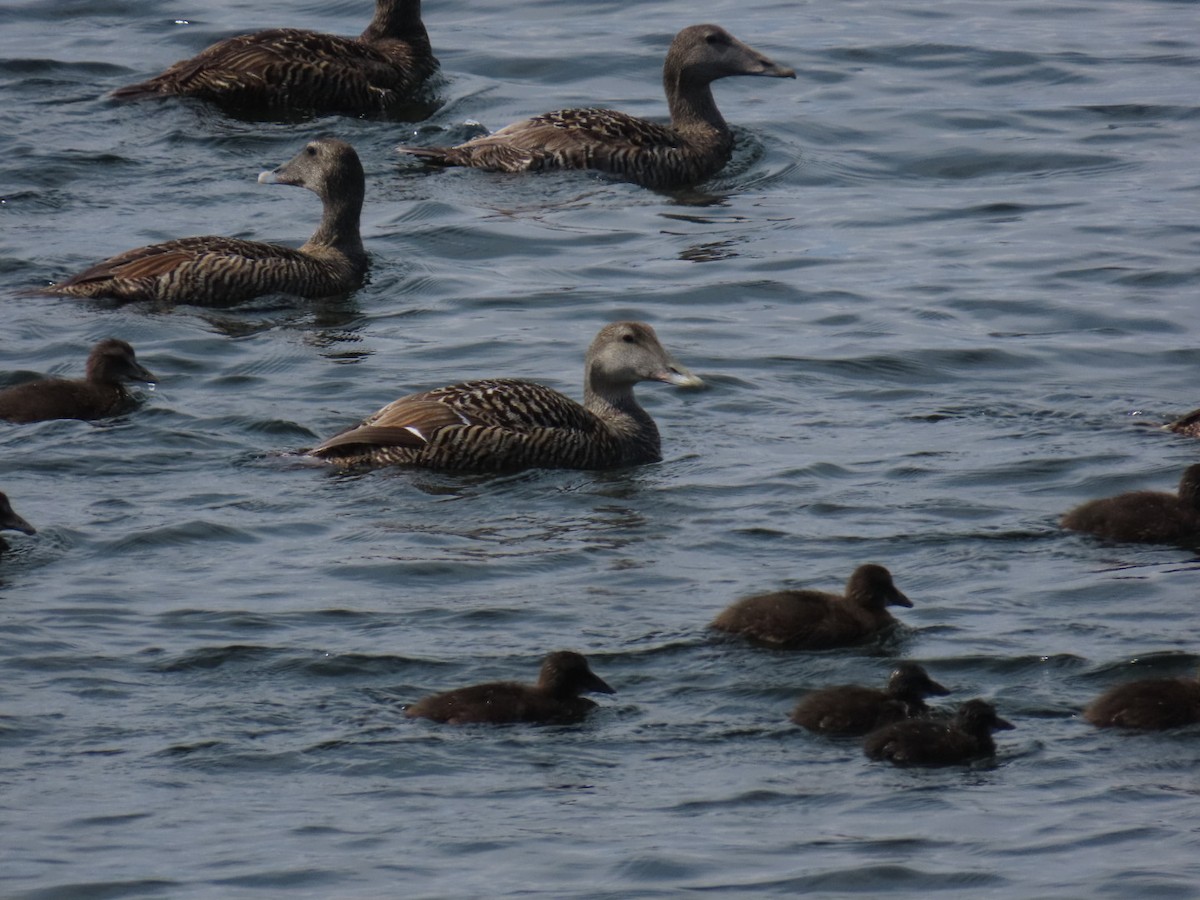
[
  {"xmin": 405, "ymin": 651, "xmax": 615, "ymax": 725},
  {"xmin": 0, "ymin": 492, "xmax": 36, "ymax": 554},
  {"xmin": 710, "ymin": 564, "xmax": 913, "ymax": 651},
  {"xmin": 112, "ymin": 0, "xmax": 438, "ymax": 117},
  {"xmin": 1060, "ymin": 464, "xmax": 1200, "ymax": 545},
  {"xmin": 309, "ymin": 321, "xmax": 703, "ymax": 472},
  {"xmin": 39, "ymin": 138, "xmax": 367, "ymax": 306},
  {"xmin": 400, "ymin": 24, "xmax": 794, "ymax": 190},
  {"xmin": 1084, "ymin": 668, "xmax": 1200, "ymax": 730},
  {"xmin": 864, "ymin": 699, "xmax": 1014, "ymax": 767},
  {"xmin": 791, "ymin": 663, "xmax": 950, "ymax": 736},
  {"xmin": 0, "ymin": 339, "xmax": 155, "ymax": 424}
]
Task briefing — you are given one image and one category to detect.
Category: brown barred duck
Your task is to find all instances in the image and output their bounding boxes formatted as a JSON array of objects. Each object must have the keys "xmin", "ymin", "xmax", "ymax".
[
  {"xmin": 112, "ymin": 0, "xmax": 437, "ymax": 117},
  {"xmin": 1085, "ymin": 669, "xmax": 1200, "ymax": 730},
  {"xmin": 710, "ymin": 564, "xmax": 913, "ymax": 651},
  {"xmin": 310, "ymin": 321, "xmax": 703, "ymax": 472},
  {"xmin": 0, "ymin": 339, "xmax": 155, "ymax": 424},
  {"xmin": 864, "ymin": 699, "xmax": 1014, "ymax": 767},
  {"xmin": 399, "ymin": 24, "xmax": 794, "ymax": 189},
  {"xmin": 0, "ymin": 492, "xmax": 36, "ymax": 554},
  {"xmin": 1060, "ymin": 465, "xmax": 1200, "ymax": 545},
  {"xmin": 790, "ymin": 663, "xmax": 950, "ymax": 736},
  {"xmin": 405, "ymin": 651, "xmax": 615, "ymax": 725},
  {"xmin": 39, "ymin": 139, "xmax": 366, "ymax": 306}
]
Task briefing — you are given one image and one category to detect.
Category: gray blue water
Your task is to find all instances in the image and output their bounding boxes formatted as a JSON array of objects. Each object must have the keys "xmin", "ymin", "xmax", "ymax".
[{"xmin": 3, "ymin": 0, "xmax": 1200, "ymax": 896}]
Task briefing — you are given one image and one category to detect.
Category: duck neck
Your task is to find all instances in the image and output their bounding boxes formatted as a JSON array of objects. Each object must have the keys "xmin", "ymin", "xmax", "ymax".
[
  {"xmin": 584, "ymin": 367, "xmax": 657, "ymax": 439},
  {"xmin": 664, "ymin": 68, "xmax": 729, "ymax": 139},
  {"xmin": 308, "ymin": 184, "xmax": 366, "ymax": 258},
  {"xmin": 361, "ymin": 0, "xmax": 430, "ymax": 51}
]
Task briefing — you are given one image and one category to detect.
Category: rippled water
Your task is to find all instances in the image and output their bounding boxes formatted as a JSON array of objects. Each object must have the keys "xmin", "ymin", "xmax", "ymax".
[{"xmin": 3, "ymin": 0, "xmax": 1200, "ymax": 896}]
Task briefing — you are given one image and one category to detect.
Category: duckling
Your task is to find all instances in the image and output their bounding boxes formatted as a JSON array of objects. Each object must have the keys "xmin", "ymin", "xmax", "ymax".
[
  {"xmin": 0, "ymin": 339, "xmax": 155, "ymax": 423},
  {"xmin": 791, "ymin": 663, "xmax": 950, "ymax": 736},
  {"xmin": 864, "ymin": 699, "xmax": 1014, "ymax": 767}
]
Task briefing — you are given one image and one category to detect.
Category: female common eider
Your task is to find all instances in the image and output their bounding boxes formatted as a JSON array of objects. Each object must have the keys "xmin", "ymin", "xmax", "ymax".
[
  {"xmin": 0, "ymin": 492, "xmax": 36, "ymax": 554},
  {"xmin": 790, "ymin": 663, "xmax": 950, "ymax": 736},
  {"xmin": 39, "ymin": 139, "xmax": 367, "ymax": 307},
  {"xmin": 112, "ymin": 0, "xmax": 437, "ymax": 117},
  {"xmin": 399, "ymin": 24, "xmax": 794, "ymax": 189},
  {"xmin": 1060, "ymin": 465, "xmax": 1200, "ymax": 545},
  {"xmin": 0, "ymin": 339, "xmax": 155, "ymax": 424},
  {"xmin": 309, "ymin": 321, "xmax": 704, "ymax": 472},
  {"xmin": 405, "ymin": 651, "xmax": 615, "ymax": 725},
  {"xmin": 1084, "ymin": 669, "xmax": 1200, "ymax": 730},
  {"xmin": 863, "ymin": 699, "xmax": 1014, "ymax": 767},
  {"xmin": 710, "ymin": 564, "xmax": 913, "ymax": 651}
]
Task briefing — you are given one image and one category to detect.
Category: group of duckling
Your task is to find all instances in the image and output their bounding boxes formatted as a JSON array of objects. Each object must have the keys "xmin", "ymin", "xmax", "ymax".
[{"xmin": 4, "ymin": 0, "xmax": 1200, "ymax": 765}]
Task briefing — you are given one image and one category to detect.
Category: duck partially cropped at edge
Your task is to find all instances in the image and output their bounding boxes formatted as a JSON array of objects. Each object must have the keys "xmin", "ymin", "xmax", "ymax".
[
  {"xmin": 405, "ymin": 651, "xmax": 615, "ymax": 725},
  {"xmin": 38, "ymin": 139, "xmax": 367, "ymax": 307},
  {"xmin": 790, "ymin": 663, "xmax": 950, "ymax": 736},
  {"xmin": 0, "ymin": 339, "xmax": 155, "ymax": 424},
  {"xmin": 1084, "ymin": 668, "xmax": 1200, "ymax": 730},
  {"xmin": 0, "ymin": 492, "xmax": 36, "ymax": 554},
  {"xmin": 309, "ymin": 321, "xmax": 704, "ymax": 472},
  {"xmin": 112, "ymin": 0, "xmax": 438, "ymax": 117},
  {"xmin": 399, "ymin": 24, "xmax": 794, "ymax": 190},
  {"xmin": 863, "ymin": 698, "xmax": 1014, "ymax": 767},
  {"xmin": 1060, "ymin": 464, "xmax": 1200, "ymax": 545},
  {"xmin": 710, "ymin": 564, "xmax": 913, "ymax": 651}
]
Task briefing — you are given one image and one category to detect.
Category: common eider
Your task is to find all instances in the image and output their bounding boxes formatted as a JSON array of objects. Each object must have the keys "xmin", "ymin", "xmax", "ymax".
[
  {"xmin": 1084, "ymin": 669, "xmax": 1200, "ymax": 730},
  {"xmin": 863, "ymin": 698, "xmax": 1014, "ymax": 767},
  {"xmin": 0, "ymin": 339, "xmax": 155, "ymax": 424},
  {"xmin": 1060, "ymin": 465, "xmax": 1200, "ymax": 545},
  {"xmin": 399, "ymin": 24, "xmax": 794, "ymax": 190},
  {"xmin": 710, "ymin": 564, "xmax": 913, "ymax": 651},
  {"xmin": 112, "ymin": 0, "xmax": 437, "ymax": 117},
  {"xmin": 309, "ymin": 321, "xmax": 704, "ymax": 472},
  {"xmin": 0, "ymin": 492, "xmax": 36, "ymax": 554},
  {"xmin": 405, "ymin": 651, "xmax": 615, "ymax": 725},
  {"xmin": 790, "ymin": 663, "xmax": 950, "ymax": 736},
  {"xmin": 39, "ymin": 139, "xmax": 367, "ymax": 307}
]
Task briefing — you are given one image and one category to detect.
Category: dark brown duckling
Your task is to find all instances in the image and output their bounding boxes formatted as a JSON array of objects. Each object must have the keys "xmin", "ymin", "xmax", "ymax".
[
  {"xmin": 112, "ymin": 0, "xmax": 437, "ymax": 117},
  {"xmin": 710, "ymin": 564, "xmax": 913, "ymax": 651},
  {"xmin": 40, "ymin": 138, "xmax": 367, "ymax": 307},
  {"xmin": 0, "ymin": 492, "xmax": 36, "ymax": 554},
  {"xmin": 399, "ymin": 24, "xmax": 794, "ymax": 190},
  {"xmin": 405, "ymin": 651, "xmax": 615, "ymax": 725},
  {"xmin": 1084, "ymin": 669, "xmax": 1200, "ymax": 730},
  {"xmin": 310, "ymin": 321, "xmax": 703, "ymax": 472},
  {"xmin": 1060, "ymin": 464, "xmax": 1200, "ymax": 545},
  {"xmin": 0, "ymin": 339, "xmax": 155, "ymax": 424},
  {"xmin": 790, "ymin": 663, "xmax": 950, "ymax": 736},
  {"xmin": 864, "ymin": 698, "xmax": 1014, "ymax": 767}
]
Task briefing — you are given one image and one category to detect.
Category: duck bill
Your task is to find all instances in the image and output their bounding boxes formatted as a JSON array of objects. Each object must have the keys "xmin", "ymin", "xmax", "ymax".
[
  {"xmin": 926, "ymin": 679, "xmax": 951, "ymax": 696},
  {"xmin": 656, "ymin": 363, "xmax": 705, "ymax": 389},
  {"xmin": 130, "ymin": 363, "xmax": 157, "ymax": 385},
  {"xmin": 3, "ymin": 512, "xmax": 36, "ymax": 535},
  {"xmin": 993, "ymin": 716, "xmax": 1016, "ymax": 731},
  {"xmin": 586, "ymin": 674, "xmax": 616, "ymax": 695},
  {"xmin": 752, "ymin": 58, "xmax": 796, "ymax": 79},
  {"xmin": 889, "ymin": 589, "xmax": 914, "ymax": 609}
]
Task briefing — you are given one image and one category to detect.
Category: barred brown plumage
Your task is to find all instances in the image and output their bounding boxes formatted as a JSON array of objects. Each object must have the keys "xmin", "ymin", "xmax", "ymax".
[
  {"xmin": 112, "ymin": 0, "xmax": 437, "ymax": 118},
  {"xmin": 39, "ymin": 139, "xmax": 367, "ymax": 307},
  {"xmin": 0, "ymin": 339, "xmax": 156, "ymax": 424},
  {"xmin": 399, "ymin": 24, "xmax": 794, "ymax": 190},
  {"xmin": 310, "ymin": 322, "xmax": 705, "ymax": 472}
]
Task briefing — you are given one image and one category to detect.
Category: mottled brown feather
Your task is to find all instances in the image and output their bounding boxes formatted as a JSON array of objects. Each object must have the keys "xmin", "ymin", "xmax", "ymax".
[
  {"xmin": 1084, "ymin": 672, "xmax": 1200, "ymax": 730},
  {"xmin": 1060, "ymin": 465, "xmax": 1200, "ymax": 545}
]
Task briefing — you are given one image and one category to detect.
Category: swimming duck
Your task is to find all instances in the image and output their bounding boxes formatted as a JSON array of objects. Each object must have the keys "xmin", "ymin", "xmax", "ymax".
[
  {"xmin": 399, "ymin": 24, "xmax": 794, "ymax": 189},
  {"xmin": 0, "ymin": 339, "xmax": 155, "ymax": 423},
  {"xmin": 39, "ymin": 139, "xmax": 367, "ymax": 306},
  {"xmin": 0, "ymin": 492, "xmax": 36, "ymax": 554},
  {"xmin": 1060, "ymin": 465, "xmax": 1200, "ymax": 545},
  {"xmin": 710, "ymin": 564, "xmax": 913, "ymax": 650},
  {"xmin": 310, "ymin": 321, "xmax": 703, "ymax": 471},
  {"xmin": 1084, "ymin": 669, "xmax": 1200, "ymax": 730},
  {"xmin": 864, "ymin": 699, "xmax": 1014, "ymax": 767},
  {"xmin": 112, "ymin": 0, "xmax": 437, "ymax": 117},
  {"xmin": 790, "ymin": 663, "xmax": 950, "ymax": 736},
  {"xmin": 405, "ymin": 651, "xmax": 615, "ymax": 725}
]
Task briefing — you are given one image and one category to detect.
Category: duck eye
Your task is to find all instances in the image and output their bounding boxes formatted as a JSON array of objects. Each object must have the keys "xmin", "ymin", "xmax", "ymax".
[
  {"xmin": 621, "ymin": 334, "xmax": 635, "ymax": 343},
  {"xmin": 306, "ymin": 145, "xmax": 317, "ymax": 156}
]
